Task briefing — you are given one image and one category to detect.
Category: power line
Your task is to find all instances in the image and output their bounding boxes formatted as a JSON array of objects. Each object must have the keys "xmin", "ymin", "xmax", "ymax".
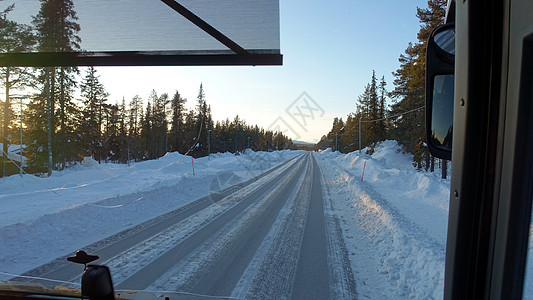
[
  {"xmin": 361, "ymin": 106, "xmax": 425, "ymax": 123},
  {"xmin": 334, "ymin": 105, "xmax": 426, "ymax": 136},
  {"xmin": 329, "ymin": 105, "xmax": 426, "ymax": 153}
]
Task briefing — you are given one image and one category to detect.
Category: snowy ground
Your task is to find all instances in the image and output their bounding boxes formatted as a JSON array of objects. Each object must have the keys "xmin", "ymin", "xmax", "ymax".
[
  {"xmin": 315, "ymin": 141, "xmax": 451, "ymax": 299},
  {"xmin": 315, "ymin": 140, "xmax": 533, "ymax": 299},
  {"xmin": 0, "ymin": 149, "xmax": 301, "ymax": 278},
  {"xmin": 1, "ymin": 141, "xmax": 532, "ymax": 299}
]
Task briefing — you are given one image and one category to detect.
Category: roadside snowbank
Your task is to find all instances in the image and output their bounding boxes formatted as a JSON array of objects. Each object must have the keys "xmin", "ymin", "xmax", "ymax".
[
  {"xmin": 315, "ymin": 140, "xmax": 450, "ymax": 299},
  {"xmin": 0, "ymin": 150, "xmax": 301, "ymax": 278}
]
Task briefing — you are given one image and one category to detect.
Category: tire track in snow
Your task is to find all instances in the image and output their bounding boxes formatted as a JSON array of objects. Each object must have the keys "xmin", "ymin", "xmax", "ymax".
[
  {"xmin": 115, "ymin": 155, "xmax": 306, "ymax": 290},
  {"xmin": 144, "ymin": 153, "xmax": 308, "ymax": 295},
  {"xmin": 19, "ymin": 153, "xmax": 303, "ymax": 286},
  {"xmin": 238, "ymin": 153, "xmax": 357, "ymax": 299},
  {"xmin": 91, "ymin": 156, "xmax": 301, "ymax": 285},
  {"xmin": 319, "ymin": 157, "xmax": 358, "ymax": 299},
  {"xmin": 240, "ymin": 154, "xmax": 312, "ymax": 299}
]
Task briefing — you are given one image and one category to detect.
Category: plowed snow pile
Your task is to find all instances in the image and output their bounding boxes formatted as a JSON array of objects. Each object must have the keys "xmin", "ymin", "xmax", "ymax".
[{"xmin": 315, "ymin": 140, "xmax": 450, "ymax": 299}]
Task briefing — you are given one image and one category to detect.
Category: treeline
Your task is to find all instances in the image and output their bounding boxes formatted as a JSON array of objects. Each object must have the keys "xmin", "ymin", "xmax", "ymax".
[
  {"xmin": 317, "ymin": 0, "xmax": 447, "ymax": 174},
  {"xmin": 317, "ymin": 71, "xmax": 389, "ymax": 154},
  {"xmin": 0, "ymin": 0, "xmax": 292, "ymax": 177}
]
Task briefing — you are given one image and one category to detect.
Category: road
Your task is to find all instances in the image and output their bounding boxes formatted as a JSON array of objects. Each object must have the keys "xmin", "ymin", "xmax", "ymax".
[{"xmin": 23, "ymin": 152, "xmax": 357, "ymax": 299}]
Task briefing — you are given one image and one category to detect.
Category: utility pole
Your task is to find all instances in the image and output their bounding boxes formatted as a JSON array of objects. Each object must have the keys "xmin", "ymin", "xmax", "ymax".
[
  {"xmin": 2, "ymin": 67, "xmax": 8, "ymax": 178},
  {"xmin": 359, "ymin": 116, "xmax": 362, "ymax": 154},
  {"xmin": 335, "ymin": 133, "xmax": 338, "ymax": 152},
  {"xmin": 207, "ymin": 129, "xmax": 211, "ymax": 158},
  {"xmin": 46, "ymin": 68, "xmax": 53, "ymax": 176},
  {"xmin": 20, "ymin": 96, "xmax": 22, "ymax": 177},
  {"xmin": 164, "ymin": 97, "xmax": 168, "ymax": 153},
  {"xmin": 13, "ymin": 95, "xmax": 27, "ymax": 177}
]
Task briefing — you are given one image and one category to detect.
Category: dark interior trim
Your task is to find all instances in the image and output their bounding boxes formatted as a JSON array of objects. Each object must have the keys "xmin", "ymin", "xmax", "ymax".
[
  {"xmin": 500, "ymin": 32, "xmax": 533, "ymax": 299},
  {"xmin": 0, "ymin": 51, "xmax": 283, "ymax": 67},
  {"xmin": 445, "ymin": 0, "xmax": 505, "ymax": 298}
]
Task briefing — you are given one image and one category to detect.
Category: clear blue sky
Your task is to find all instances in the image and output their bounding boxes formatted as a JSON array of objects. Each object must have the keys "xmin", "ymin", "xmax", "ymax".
[{"xmin": 92, "ymin": 0, "xmax": 427, "ymax": 143}]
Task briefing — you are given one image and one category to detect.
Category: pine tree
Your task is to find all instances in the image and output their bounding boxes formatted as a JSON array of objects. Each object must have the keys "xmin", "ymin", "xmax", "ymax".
[
  {"xmin": 127, "ymin": 95, "xmax": 142, "ymax": 161},
  {"xmin": 340, "ymin": 113, "xmax": 359, "ymax": 153},
  {"xmin": 183, "ymin": 109, "xmax": 196, "ymax": 153},
  {"xmin": 145, "ymin": 90, "xmax": 166, "ymax": 158},
  {"xmin": 117, "ymin": 98, "xmax": 128, "ymax": 163},
  {"xmin": 192, "ymin": 83, "xmax": 208, "ymax": 157},
  {"xmin": 390, "ymin": 42, "xmax": 423, "ymax": 154},
  {"xmin": 356, "ymin": 84, "xmax": 372, "ymax": 149},
  {"xmin": 0, "ymin": 2, "xmax": 36, "ymax": 176},
  {"xmin": 323, "ymin": 71, "xmax": 390, "ymax": 154},
  {"xmin": 390, "ymin": 0, "xmax": 446, "ymax": 169},
  {"xmin": 31, "ymin": 0, "xmax": 81, "ymax": 172},
  {"xmin": 332, "ymin": 118, "xmax": 345, "ymax": 152}
]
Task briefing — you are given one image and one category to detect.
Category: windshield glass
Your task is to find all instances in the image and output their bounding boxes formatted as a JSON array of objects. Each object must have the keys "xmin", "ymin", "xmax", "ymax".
[{"xmin": 0, "ymin": 1, "xmax": 459, "ymax": 299}]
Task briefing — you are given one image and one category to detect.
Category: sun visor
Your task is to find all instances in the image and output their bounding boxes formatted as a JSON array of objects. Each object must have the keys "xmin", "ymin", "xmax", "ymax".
[{"xmin": 0, "ymin": 0, "xmax": 282, "ymax": 66}]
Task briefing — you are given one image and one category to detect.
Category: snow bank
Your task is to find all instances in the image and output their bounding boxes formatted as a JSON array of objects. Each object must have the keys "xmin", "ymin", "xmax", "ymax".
[
  {"xmin": 315, "ymin": 140, "xmax": 450, "ymax": 299},
  {"xmin": 0, "ymin": 150, "xmax": 302, "ymax": 277}
]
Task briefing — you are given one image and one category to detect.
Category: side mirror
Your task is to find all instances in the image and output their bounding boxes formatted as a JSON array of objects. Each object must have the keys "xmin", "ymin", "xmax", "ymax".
[
  {"xmin": 82, "ymin": 265, "xmax": 115, "ymax": 300},
  {"xmin": 426, "ymin": 22, "xmax": 455, "ymax": 160}
]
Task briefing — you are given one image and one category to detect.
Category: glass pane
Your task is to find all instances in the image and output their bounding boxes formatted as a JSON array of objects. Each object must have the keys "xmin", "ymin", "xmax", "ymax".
[
  {"xmin": 1, "ymin": 0, "xmax": 280, "ymax": 53},
  {"xmin": 430, "ymin": 74, "xmax": 454, "ymax": 150},
  {"xmin": 522, "ymin": 34, "xmax": 533, "ymax": 299}
]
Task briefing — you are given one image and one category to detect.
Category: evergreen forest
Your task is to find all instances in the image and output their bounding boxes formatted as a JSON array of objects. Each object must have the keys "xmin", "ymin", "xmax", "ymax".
[
  {"xmin": 316, "ymin": 0, "xmax": 449, "ymax": 177},
  {"xmin": 1, "ymin": 0, "xmax": 448, "ymax": 178},
  {"xmin": 0, "ymin": 0, "xmax": 292, "ymax": 177}
]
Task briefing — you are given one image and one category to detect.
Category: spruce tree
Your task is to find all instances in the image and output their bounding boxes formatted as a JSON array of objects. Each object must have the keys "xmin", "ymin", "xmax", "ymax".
[
  {"xmin": 104, "ymin": 104, "xmax": 120, "ymax": 162},
  {"xmin": 151, "ymin": 92, "xmax": 168, "ymax": 157},
  {"xmin": 355, "ymin": 71, "xmax": 386, "ymax": 150},
  {"xmin": 376, "ymin": 76, "xmax": 387, "ymax": 141},
  {"xmin": 25, "ymin": 94, "xmax": 49, "ymax": 174},
  {"xmin": 169, "ymin": 90, "xmax": 186, "ymax": 152},
  {"xmin": 79, "ymin": 67, "xmax": 108, "ymax": 162},
  {"xmin": 141, "ymin": 101, "xmax": 153, "ymax": 160}
]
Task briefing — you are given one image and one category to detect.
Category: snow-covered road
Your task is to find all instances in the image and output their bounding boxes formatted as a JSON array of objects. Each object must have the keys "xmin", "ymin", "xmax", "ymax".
[
  {"xmin": 10, "ymin": 152, "xmax": 356, "ymax": 299},
  {"xmin": 4, "ymin": 142, "xmax": 529, "ymax": 299}
]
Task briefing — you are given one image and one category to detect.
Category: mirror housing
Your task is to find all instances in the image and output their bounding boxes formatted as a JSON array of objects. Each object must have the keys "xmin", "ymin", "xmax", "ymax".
[
  {"xmin": 426, "ymin": 22, "xmax": 455, "ymax": 160},
  {"xmin": 82, "ymin": 265, "xmax": 115, "ymax": 300}
]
